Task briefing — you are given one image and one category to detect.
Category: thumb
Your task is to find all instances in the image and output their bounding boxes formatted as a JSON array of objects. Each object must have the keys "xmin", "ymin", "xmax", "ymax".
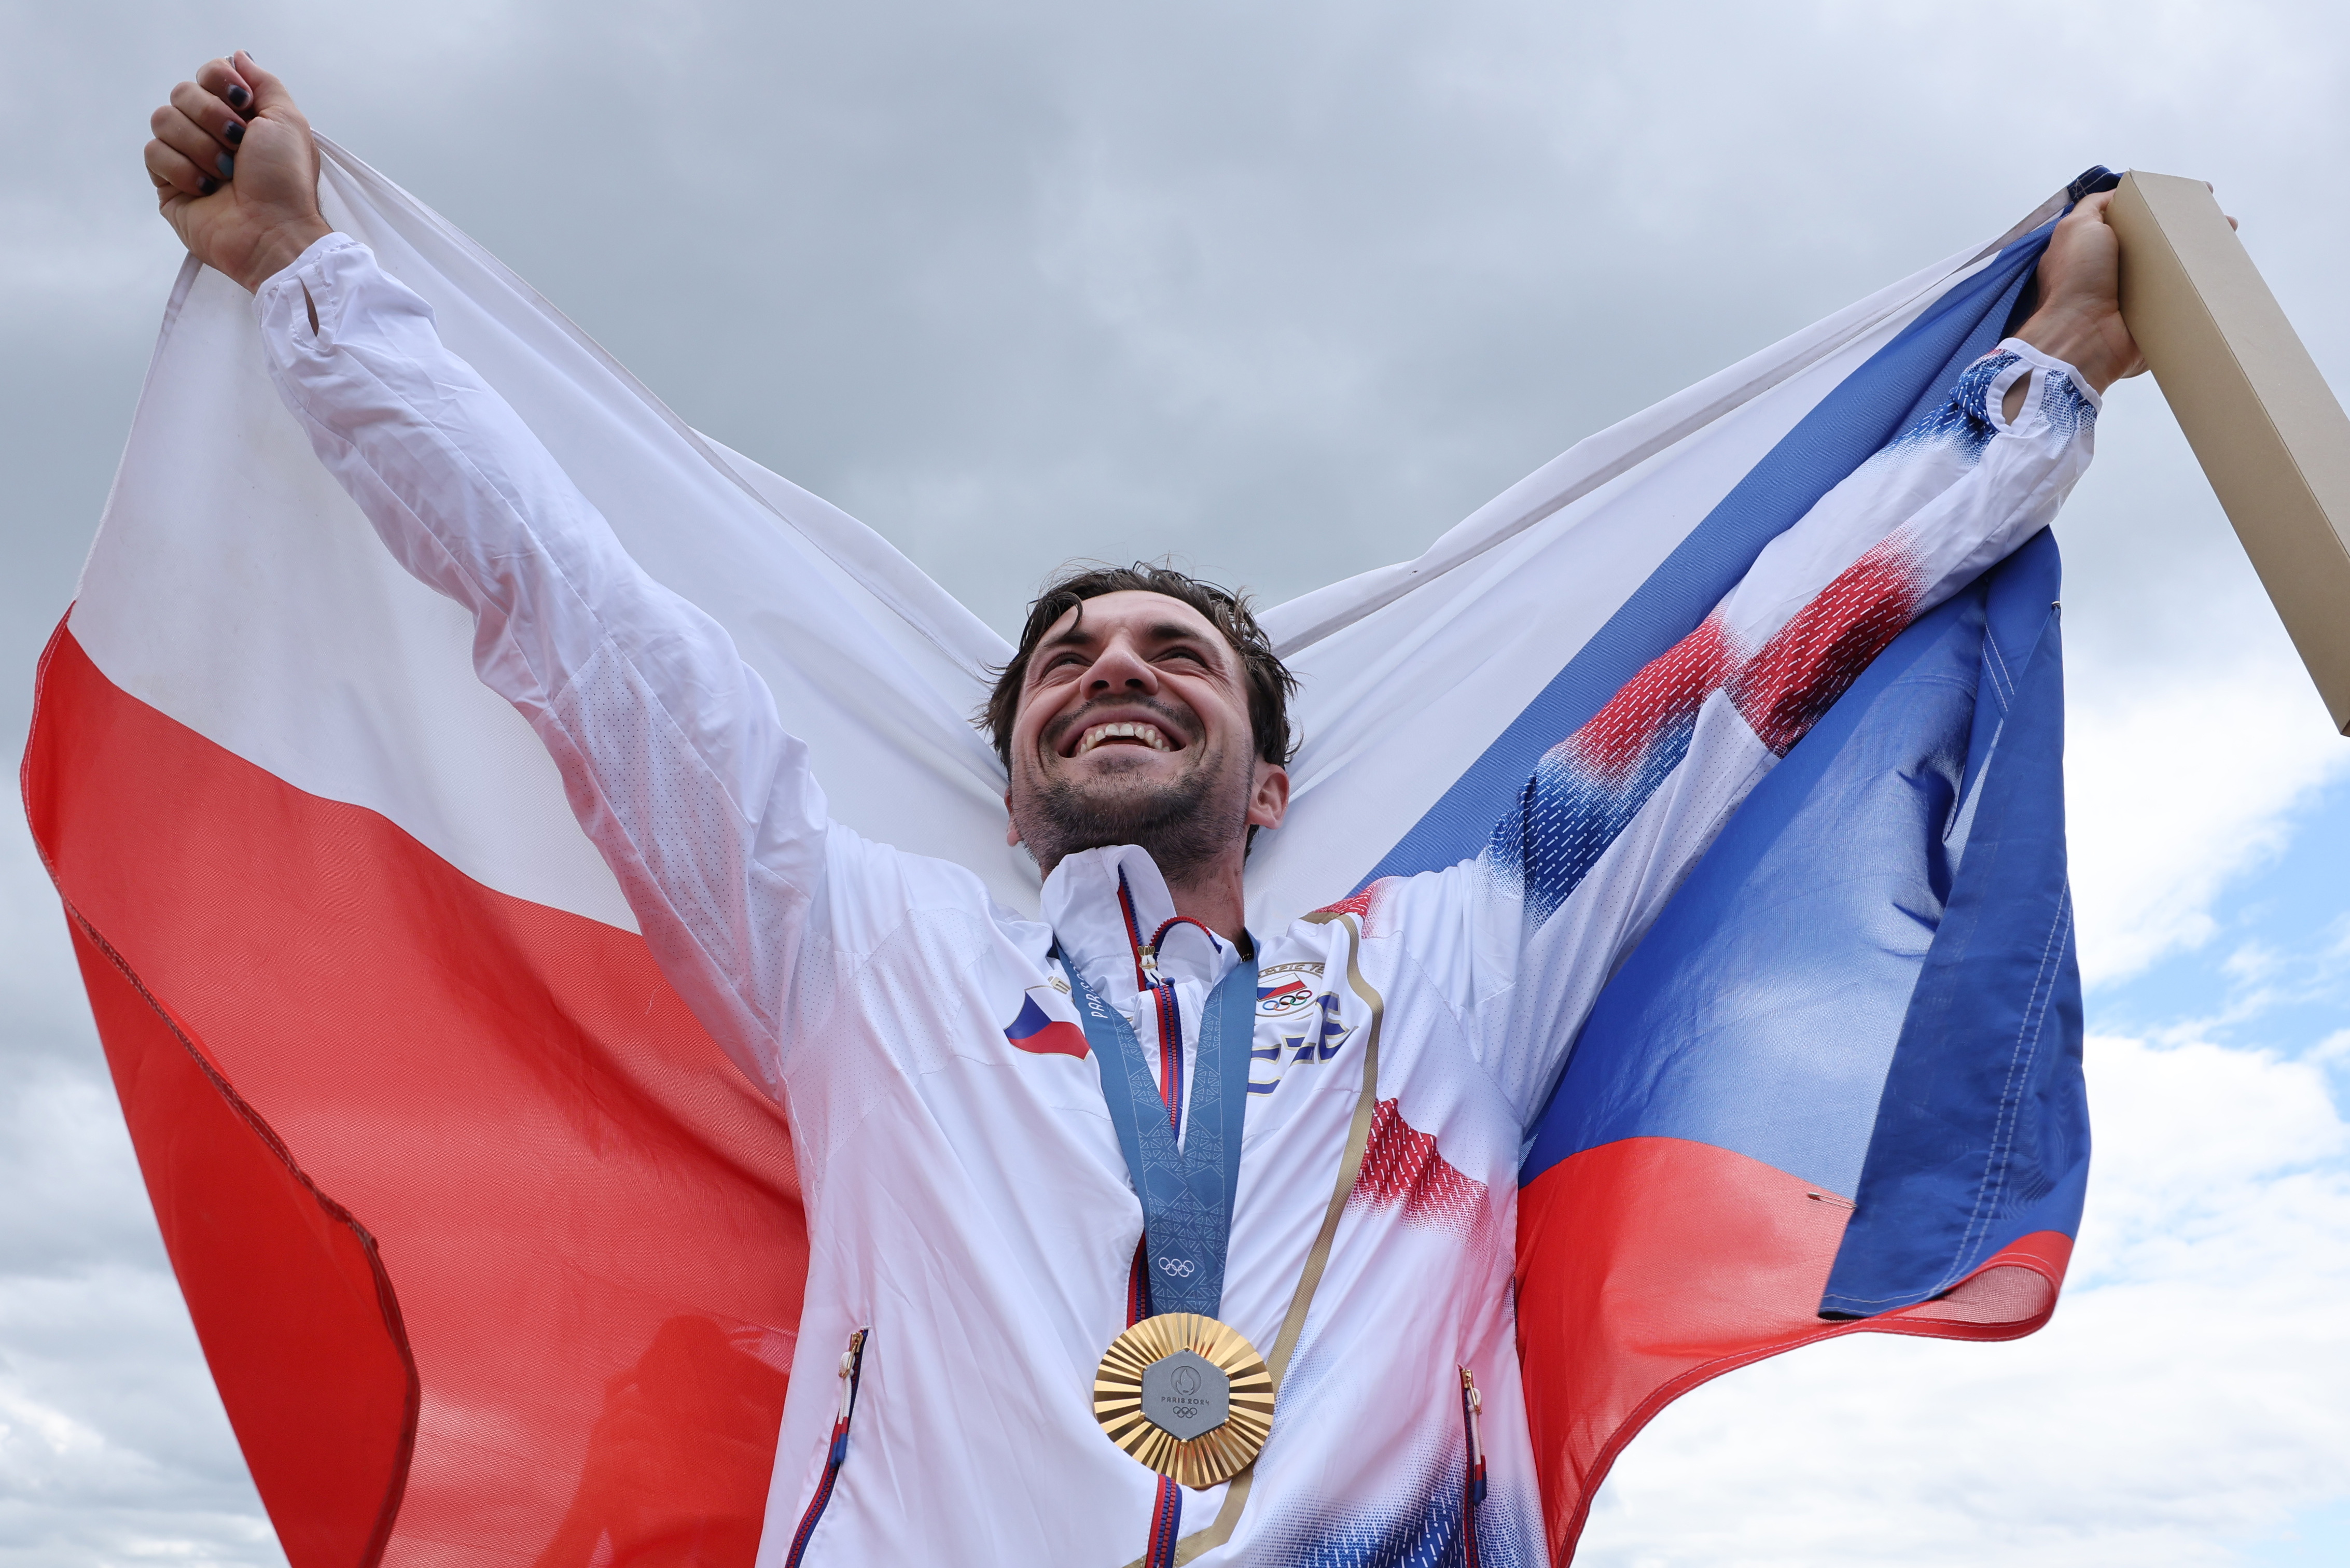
[{"xmin": 235, "ymin": 51, "xmax": 300, "ymax": 120}]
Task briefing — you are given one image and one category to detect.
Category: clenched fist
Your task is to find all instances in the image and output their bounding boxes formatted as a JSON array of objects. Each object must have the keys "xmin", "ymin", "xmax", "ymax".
[
  {"xmin": 2013, "ymin": 186, "xmax": 2234, "ymax": 396},
  {"xmin": 145, "ymin": 52, "xmax": 332, "ymax": 292}
]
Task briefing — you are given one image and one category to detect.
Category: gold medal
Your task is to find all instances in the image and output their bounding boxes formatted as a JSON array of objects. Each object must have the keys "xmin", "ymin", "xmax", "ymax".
[{"xmin": 1093, "ymin": 1313, "xmax": 1275, "ymax": 1488}]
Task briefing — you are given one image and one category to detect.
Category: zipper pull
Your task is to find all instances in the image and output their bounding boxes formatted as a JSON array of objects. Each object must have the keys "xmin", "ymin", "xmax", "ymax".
[
  {"xmin": 790, "ymin": 1331, "xmax": 871, "ymax": 1568},
  {"xmin": 830, "ymin": 1328, "xmax": 868, "ymax": 1464},
  {"xmin": 1459, "ymin": 1366, "xmax": 1487, "ymax": 1504},
  {"xmin": 838, "ymin": 1329, "xmax": 868, "ymax": 1416}
]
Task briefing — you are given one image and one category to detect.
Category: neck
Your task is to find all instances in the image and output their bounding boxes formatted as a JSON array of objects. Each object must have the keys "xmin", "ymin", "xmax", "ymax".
[{"xmin": 1162, "ymin": 851, "xmax": 1250, "ymax": 948}]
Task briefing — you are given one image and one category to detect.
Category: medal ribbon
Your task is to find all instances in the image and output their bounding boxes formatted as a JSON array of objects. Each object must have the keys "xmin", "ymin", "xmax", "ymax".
[{"xmin": 1062, "ymin": 946, "xmax": 1257, "ymax": 1320}]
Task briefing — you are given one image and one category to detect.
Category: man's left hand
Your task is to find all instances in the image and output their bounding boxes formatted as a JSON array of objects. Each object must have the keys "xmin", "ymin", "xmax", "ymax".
[{"xmin": 2015, "ymin": 185, "xmax": 2239, "ymax": 396}]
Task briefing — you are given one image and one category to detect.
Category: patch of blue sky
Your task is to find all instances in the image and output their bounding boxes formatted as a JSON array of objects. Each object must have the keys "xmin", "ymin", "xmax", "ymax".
[
  {"xmin": 2235, "ymin": 1494, "xmax": 2350, "ymax": 1566},
  {"xmin": 2081, "ymin": 777, "xmax": 2350, "ymax": 1566},
  {"xmin": 2085, "ymin": 775, "xmax": 2350, "ymax": 1091}
]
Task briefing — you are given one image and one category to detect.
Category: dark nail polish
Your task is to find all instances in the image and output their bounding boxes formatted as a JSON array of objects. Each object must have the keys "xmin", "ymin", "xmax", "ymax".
[
  {"xmin": 225, "ymin": 85, "xmax": 249, "ymax": 109},
  {"xmin": 225, "ymin": 120, "xmax": 244, "ymax": 146},
  {"xmin": 199, "ymin": 175, "xmax": 219, "ymax": 195},
  {"xmin": 217, "ymin": 152, "xmax": 234, "ymax": 179}
]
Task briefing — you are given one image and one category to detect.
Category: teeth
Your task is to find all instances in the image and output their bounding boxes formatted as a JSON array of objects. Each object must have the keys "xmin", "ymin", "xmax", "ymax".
[{"xmin": 1076, "ymin": 721, "xmax": 1175, "ymax": 755}]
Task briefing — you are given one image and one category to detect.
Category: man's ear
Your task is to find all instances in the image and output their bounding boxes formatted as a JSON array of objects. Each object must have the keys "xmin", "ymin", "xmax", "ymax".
[
  {"xmin": 1004, "ymin": 792, "xmax": 1021, "ymax": 847},
  {"xmin": 1247, "ymin": 763, "xmax": 1290, "ymax": 833}
]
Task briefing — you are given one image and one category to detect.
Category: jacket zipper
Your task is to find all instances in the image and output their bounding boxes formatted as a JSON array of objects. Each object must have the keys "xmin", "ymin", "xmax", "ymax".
[
  {"xmin": 1459, "ymin": 1365, "xmax": 1487, "ymax": 1568},
  {"xmin": 783, "ymin": 1327, "xmax": 869, "ymax": 1567}
]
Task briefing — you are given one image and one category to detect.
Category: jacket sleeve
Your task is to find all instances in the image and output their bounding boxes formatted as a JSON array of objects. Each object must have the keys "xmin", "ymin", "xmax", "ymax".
[
  {"xmin": 1356, "ymin": 341, "xmax": 2101, "ymax": 1125},
  {"xmin": 254, "ymin": 233, "xmax": 823, "ymax": 1097}
]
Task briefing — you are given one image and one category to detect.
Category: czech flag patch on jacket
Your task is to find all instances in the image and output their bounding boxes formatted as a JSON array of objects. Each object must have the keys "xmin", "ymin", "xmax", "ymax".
[{"xmin": 1004, "ymin": 984, "xmax": 1090, "ymax": 1059}]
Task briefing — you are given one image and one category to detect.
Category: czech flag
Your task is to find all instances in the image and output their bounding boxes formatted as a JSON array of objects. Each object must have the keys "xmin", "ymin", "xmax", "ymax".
[
  {"xmin": 1255, "ymin": 189, "xmax": 2096, "ymax": 1561},
  {"xmin": 23, "ymin": 136, "xmax": 2097, "ymax": 1565}
]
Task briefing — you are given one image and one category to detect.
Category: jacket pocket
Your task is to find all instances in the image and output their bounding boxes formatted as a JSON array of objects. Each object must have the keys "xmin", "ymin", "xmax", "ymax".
[
  {"xmin": 783, "ymin": 1328, "xmax": 869, "ymax": 1567},
  {"xmin": 1458, "ymin": 1365, "xmax": 1487, "ymax": 1568}
]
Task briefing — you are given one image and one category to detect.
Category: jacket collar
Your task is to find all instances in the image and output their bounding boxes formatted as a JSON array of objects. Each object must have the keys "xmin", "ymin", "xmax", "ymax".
[{"xmin": 1041, "ymin": 845, "xmax": 1241, "ymax": 1002}]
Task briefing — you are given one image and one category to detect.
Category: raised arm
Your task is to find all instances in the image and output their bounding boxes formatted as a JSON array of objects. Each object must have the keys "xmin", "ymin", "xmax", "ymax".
[
  {"xmin": 1368, "ymin": 197, "xmax": 2138, "ymax": 1124},
  {"xmin": 145, "ymin": 57, "xmax": 824, "ymax": 1096}
]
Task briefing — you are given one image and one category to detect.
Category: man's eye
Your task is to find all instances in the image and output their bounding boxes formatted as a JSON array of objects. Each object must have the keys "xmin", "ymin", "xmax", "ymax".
[{"xmin": 1160, "ymin": 648, "xmax": 1206, "ymax": 665}]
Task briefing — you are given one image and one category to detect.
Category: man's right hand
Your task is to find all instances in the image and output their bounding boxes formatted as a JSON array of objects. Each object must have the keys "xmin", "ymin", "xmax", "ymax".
[{"xmin": 146, "ymin": 52, "xmax": 332, "ymax": 293}]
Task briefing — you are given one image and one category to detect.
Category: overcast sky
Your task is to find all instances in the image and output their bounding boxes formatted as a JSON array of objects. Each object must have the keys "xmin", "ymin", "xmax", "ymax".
[{"xmin": 4, "ymin": 1, "xmax": 2348, "ymax": 1564}]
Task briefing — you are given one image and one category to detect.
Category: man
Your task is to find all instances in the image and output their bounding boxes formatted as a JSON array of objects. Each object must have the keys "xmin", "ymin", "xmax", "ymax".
[{"xmin": 144, "ymin": 51, "xmax": 2136, "ymax": 1566}]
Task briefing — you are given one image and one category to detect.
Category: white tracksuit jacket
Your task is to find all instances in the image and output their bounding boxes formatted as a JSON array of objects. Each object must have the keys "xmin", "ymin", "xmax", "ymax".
[{"xmin": 256, "ymin": 234, "xmax": 2097, "ymax": 1566}]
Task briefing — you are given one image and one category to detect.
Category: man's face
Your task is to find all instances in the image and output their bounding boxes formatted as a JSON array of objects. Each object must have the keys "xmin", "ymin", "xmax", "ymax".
[{"xmin": 1004, "ymin": 590, "xmax": 1288, "ymax": 882}]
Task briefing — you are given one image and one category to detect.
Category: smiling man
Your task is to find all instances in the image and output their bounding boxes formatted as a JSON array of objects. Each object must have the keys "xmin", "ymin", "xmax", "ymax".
[
  {"xmin": 145, "ymin": 50, "xmax": 2138, "ymax": 1568},
  {"xmin": 991, "ymin": 565, "xmax": 1296, "ymax": 940}
]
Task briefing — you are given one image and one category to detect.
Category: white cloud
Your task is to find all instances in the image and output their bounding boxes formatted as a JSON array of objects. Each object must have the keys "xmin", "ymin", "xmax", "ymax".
[
  {"xmin": 0, "ymin": 1261, "xmax": 284, "ymax": 1567},
  {"xmin": 2046, "ymin": 363, "xmax": 2350, "ymax": 992},
  {"xmin": 0, "ymin": 814, "xmax": 279, "ymax": 1563},
  {"xmin": 2063, "ymin": 656, "xmax": 2349, "ymax": 988},
  {"xmin": 1578, "ymin": 1032, "xmax": 2350, "ymax": 1568}
]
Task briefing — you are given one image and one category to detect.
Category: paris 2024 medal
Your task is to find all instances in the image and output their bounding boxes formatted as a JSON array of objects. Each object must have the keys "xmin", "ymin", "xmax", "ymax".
[{"xmin": 1093, "ymin": 1313, "xmax": 1275, "ymax": 1487}]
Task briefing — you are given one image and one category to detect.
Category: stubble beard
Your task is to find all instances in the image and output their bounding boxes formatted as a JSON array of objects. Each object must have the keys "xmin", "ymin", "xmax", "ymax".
[{"xmin": 1013, "ymin": 745, "xmax": 1253, "ymax": 887}]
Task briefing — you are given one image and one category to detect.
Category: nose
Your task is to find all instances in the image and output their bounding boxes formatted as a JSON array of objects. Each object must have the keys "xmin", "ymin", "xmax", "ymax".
[{"xmin": 1083, "ymin": 635, "xmax": 1159, "ymax": 697}]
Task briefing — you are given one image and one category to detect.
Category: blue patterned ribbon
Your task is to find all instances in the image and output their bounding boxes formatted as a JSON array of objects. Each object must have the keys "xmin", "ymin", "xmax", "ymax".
[{"xmin": 1063, "ymin": 951, "xmax": 1258, "ymax": 1319}]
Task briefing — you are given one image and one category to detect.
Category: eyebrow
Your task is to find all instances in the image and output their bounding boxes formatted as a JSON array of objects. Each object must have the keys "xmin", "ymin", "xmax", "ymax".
[{"xmin": 1039, "ymin": 619, "xmax": 1214, "ymax": 654}]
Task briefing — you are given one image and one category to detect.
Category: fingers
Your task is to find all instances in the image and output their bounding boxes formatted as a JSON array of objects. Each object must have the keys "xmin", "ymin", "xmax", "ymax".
[
  {"xmin": 150, "ymin": 100, "xmax": 238, "ymax": 186},
  {"xmin": 225, "ymin": 50, "xmax": 298, "ymax": 121},
  {"xmin": 2043, "ymin": 191, "xmax": 2109, "ymax": 248},
  {"xmin": 145, "ymin": 59, "xmax": 248, "ymax": 205},
  {"xmin": 169, "ymin": 78, "xmax": 247, "ymax": 155},
  {"xmin": 144, "ymin": 135, "xmax": 217, "ymax": 200},
  {"xmin": 193, "ymin": 54, "xmax": 255, "ymax": 115},
  {"xmin": 184, "ymin": 50, "xmax": 301, "ymax": 131}
]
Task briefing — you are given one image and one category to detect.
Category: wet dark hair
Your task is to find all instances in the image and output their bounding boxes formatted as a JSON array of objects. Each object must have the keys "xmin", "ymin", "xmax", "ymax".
[{"xmin": 981, "ymin": 561, "xmax": 1297, "ymax": 768}]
